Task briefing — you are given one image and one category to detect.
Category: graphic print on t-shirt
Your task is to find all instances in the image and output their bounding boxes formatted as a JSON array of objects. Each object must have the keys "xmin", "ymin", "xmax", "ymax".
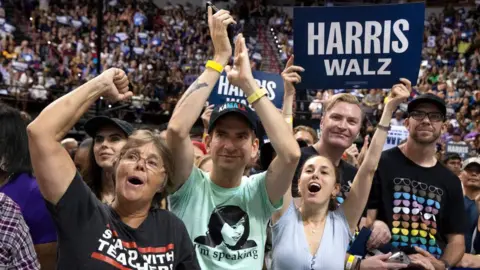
[
  {"xmin": 91, "ymin": 224, "xmax": 175, "ymax": 270},
  {"xmin": 194, "ymin": 205, "xmax": 259, "ymax": 262},
  {"xmin": 390, "ymin": 177, "xmax": 443, "ymax": 258}
]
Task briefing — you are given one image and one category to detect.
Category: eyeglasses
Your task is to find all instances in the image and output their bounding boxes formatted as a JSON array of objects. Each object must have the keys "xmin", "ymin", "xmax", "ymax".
[
  {"xmin": 392, "ymin": 228, "xmax": 409, "ymax": 235},
  {"xmin": 121, "ymin": 152, "xmax": 163, "ymax": 172},
  {"xmin": 394, "ymin": 200, "xmax": 410, "ymax": 207},
  {"xmin": 412, "ymin": 195, "xmax": 426, "ymax": 204},
  {"xmin": 392, "ymin": 235, "xmax": 409, "ymax": 242},
  {"xmin": 409, "ymin": 111, "xmax": 445, "ymax": 122},
  {"xmin": 393, "ymin": 214, "xmax": 413, "ymax": 221},
  {"xmin": 393, "ymin": 221, "xmax": 410, "ymax": 229},
  {"xmin": 394, "ymin": 192, "xmax": 411, "ymax": 200},
  {"xmin": 394, "ymin": 207, "xmax": 410, "ymax": 214},
  {"xmin": 394, "ymin": 178, "xmax": 411, "ymax": 186},
  {"xmin": 411, "ymin": 230, "xmax": 428, "ymax": 237},
  {"xmin": 392, "ymin": 242, "xmax": 409, "ymax": 248},
  {"xmin": 410, "ymin": 237, "xmax": 427, "ymax": 245},
  {"xmin": 394, "ymin": 185, "xmax": 411, "ymax": 192},
  {"xmin": 428, "ymin": 246, "xmax": 442, "ymax": 255}
]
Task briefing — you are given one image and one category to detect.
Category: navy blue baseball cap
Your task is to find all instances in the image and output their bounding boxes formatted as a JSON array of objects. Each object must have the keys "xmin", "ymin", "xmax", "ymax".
[
  {"xmin": 84, "ymin": 116, "xmax": 134, "ymax": 137},
  {"xmin": 208, "ymin": 102, "xmax": 257, "ymax": 134}
]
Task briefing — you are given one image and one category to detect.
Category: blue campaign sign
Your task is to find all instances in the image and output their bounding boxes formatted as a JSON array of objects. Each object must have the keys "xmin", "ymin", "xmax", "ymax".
[
  {"xmin": 293, "ymin": 3, "xmax": 425, "ymax": 89},
  {"xmin": 208, "ymin": 71, "xmax": 284, "ymax": 109}
]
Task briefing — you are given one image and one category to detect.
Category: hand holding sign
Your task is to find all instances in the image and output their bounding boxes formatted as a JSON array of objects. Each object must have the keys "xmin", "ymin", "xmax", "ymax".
[
  {"xmin": 386, "ymin": 78, "xmax": 411, "ymax": 111},
  {"xmin": 281, "ymin": 55, "xmax": 305, "ymax": 97},
  {"xmin": 208, "ymin": 7, "xmax": 236, "ymax": 66},
  {"xmin": 224, "ymin": 34, "xmax": 256, "ymax": 95}
]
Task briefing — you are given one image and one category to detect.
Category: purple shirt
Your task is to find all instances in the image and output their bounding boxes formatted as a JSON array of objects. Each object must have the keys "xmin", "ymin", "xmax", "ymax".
[{"xmin": 0, "ymin": 173, "xmax": 57, "ymax": 244}]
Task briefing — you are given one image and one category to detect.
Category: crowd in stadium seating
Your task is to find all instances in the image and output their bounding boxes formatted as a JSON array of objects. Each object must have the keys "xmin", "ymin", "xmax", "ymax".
[
  {"xmin": 270, "ymin": 4, "xmax": 480, "ymax": 159},
  {"xmin": 0, "ymin": 0, "xmax": 265, "ymax": 120}
]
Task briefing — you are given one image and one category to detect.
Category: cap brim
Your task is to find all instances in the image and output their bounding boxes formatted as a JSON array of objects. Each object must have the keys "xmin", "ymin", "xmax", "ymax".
[
  {"xmin": 208, "ymin": 111, "xmax": 256, "ymax": 134},
  {"xmin": 84, "ymin": 116, "xmax": 129, "ymax": 137},
  {"xmin": 463, "ymin": 162, "xmax": 480, "ymax": 170},
  {"xmin": 408, "ymin": 98, "xmax": 446, "ymax": 116}
]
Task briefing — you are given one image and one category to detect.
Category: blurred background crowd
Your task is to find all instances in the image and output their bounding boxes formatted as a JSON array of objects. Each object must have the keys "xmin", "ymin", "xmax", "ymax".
[{"xmin": 0, "ymin": 0, "xmax": 480, "ymax": 160}]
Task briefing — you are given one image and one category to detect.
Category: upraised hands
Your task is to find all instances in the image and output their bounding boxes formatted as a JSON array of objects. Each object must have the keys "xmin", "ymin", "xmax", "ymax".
[
  {"xmin": 224, "ymin": 34, "xmax": 255, "ymax": 92},
  {"xmin": 202, "ymin": 105, "xmax": 215, "ymax": 129},
  {"xmin": 99, "ymin": 68, "xmax": 133, "ymax": 103},
  {"xmin": 281, "ymin": 55, "xmax": 304, "ymax": 97},
  {"xmin": 386, "ymin": 78, "xmax": 412, "ymax": 110},
  {"xmin": 208, "ymin": 7, "xmax": 235, "ymax": 66}
]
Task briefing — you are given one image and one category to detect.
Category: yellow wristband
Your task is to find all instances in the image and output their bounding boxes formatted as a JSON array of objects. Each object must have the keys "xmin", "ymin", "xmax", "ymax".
[
  {"xmin": 285, "ymin": 117, "xmax": 293, "ymax": 124},
  {"xmin": 345, "ymin": 255, "xmax": 355, "ymax": 270},
  {"xmin": 205, "ymin": 60, "xmax": 223, "ymax": 73},
  {"xmin": 247, "ymin": 88, "xmax": 267, "ymax": 104}
]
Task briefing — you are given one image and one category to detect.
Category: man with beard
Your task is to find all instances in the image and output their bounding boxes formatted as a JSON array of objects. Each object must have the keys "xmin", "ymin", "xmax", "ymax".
[{"xmin": 367, "ymin": 93, "xmax": 466, "ymax": 269}]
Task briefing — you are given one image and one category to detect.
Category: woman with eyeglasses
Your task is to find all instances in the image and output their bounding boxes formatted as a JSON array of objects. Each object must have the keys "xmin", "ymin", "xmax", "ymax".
[
  {"xmin": 27, "ymin": 68, "xmax": 199, "ymax": 269},
  {"xmin": 270, "ymin": 80, "xmax": 412, "ymax": 269}
]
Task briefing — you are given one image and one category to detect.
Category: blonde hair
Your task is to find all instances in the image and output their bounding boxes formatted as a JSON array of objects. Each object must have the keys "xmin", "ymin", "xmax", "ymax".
[
  {"xmin": 324, "ymin": 93, "xmax": 363, "ymax": 118},
  {"xmin": 293, "ymin": 125, "xmax": 318, "ymax": 143}
]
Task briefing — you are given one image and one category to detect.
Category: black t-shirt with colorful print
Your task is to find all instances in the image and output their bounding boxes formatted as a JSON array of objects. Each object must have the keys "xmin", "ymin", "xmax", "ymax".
[{"xmin": 368, "ymin": 147, "xmax": 466, "ymax": 258}]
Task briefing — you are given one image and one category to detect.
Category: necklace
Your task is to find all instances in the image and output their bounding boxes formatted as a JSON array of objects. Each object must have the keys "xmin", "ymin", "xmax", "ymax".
[{"xmin": 305, "ymin": 219, "xmax": 326, "ymax": 234}]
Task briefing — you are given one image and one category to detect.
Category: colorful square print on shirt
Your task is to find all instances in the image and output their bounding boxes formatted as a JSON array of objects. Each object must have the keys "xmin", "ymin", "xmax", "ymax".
[{"xmin": 390, "ymin": 177, "xmax": 443, "ymax": 259}]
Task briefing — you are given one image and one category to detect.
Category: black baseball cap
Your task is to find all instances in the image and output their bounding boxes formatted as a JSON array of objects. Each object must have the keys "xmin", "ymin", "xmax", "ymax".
[
  {"xmin": 407, "ymin": 93, "xmax": 447, "ymax": 116},
  {"xmin": 84, "ymin": 116, "xmax": 134, "ymax": 138},
  {"xmin": 208, "ymin": 102, "xmax": 257, "ymax": 134}
]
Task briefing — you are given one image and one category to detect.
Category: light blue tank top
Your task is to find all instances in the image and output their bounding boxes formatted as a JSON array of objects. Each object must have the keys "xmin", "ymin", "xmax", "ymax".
[{"xmin": 271, "ymin": 202, "xmax": 352, "ymax": 270}]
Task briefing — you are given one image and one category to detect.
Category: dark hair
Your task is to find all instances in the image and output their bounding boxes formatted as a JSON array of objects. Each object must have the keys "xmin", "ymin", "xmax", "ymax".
[
  {"xmin": 81, "ymin": 126, "xmax": 128, "ymax": 200},
  {"xmin": 79, "ymin": 137, "xmax": 93, "ymax": 148},
  {"xmin": 81, "ymin": 141, "xmax": 104, "ymax": 199},
  {"xmin": 300, "ymin": 155, "xmax": 341, "ymax": 211},
  {"xmin": 207, "ymin": 205, "xmax": 250, "ymax": 249},
  {"xmin": 0, "ymin": 103, "xmax": 32, "ymax": 175}
]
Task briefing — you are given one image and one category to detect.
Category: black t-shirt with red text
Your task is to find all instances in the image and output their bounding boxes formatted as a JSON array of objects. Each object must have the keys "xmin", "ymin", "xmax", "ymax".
[{"xmin": 46, "ymin": 173, "xmax": 199, "ymax": 270}]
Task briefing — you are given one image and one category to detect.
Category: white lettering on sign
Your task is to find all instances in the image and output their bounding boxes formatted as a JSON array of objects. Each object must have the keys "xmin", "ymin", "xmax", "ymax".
[
  {"xmin": 307, "ymin": 20, "xmax": 409, "ymax": 55},
  {"xmin": 217, "ymin": 75, "xmax": 276, "ymax": 100},
  {"xmin": 324, "ymin": 58, "xmax": 391, "ymax": 76}
]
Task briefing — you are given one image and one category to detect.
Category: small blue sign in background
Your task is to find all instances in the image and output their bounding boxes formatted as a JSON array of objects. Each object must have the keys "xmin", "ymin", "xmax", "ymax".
[
  {"xmin": 293, "ymin": 3, "xmax": 425, "ymax": 89},
  {"xmin": 208, "ymin": 70, "xmax": 284, "ymax": 108}
]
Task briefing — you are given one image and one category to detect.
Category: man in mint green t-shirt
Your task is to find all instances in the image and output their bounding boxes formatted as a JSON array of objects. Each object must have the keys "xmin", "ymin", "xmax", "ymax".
[{"xmin": 165, "ymin": 7, "xmax": 300, "ymax": 270}]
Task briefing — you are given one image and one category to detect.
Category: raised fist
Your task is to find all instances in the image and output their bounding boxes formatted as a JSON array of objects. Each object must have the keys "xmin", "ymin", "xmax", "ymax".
[{"xmin": 99, "ymin": 68, "xmax": 133, "ymax": 103}]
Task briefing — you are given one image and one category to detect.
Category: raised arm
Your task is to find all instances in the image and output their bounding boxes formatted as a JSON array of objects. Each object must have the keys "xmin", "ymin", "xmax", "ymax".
[
  {"xmin": 225, "ymin": 36, "xmax": 301, "ymax": 206},
  {"xmin": 342, "ymin": 79, "xmax": 411, "ymax": 232},
  {"xmin": 272, "ymin": 55, "xmax": 304, "ymax": 223},
  {"xmin": 27, "ymin": 68, "xmax": 132, "ymax": 205},
  {"xmin": 166, "ymin": 7, "xmax": 234, "ymax": 190}
]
